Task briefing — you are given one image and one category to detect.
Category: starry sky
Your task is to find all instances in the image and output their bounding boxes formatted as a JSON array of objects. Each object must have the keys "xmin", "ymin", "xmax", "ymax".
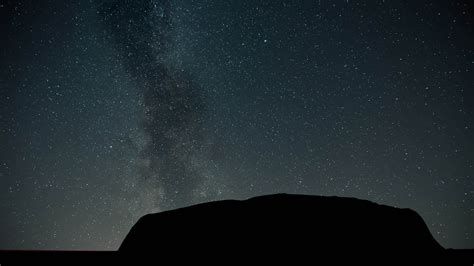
[{"xmin": 1, "ymin": 0, "xmax": 473, "ymax": 250}]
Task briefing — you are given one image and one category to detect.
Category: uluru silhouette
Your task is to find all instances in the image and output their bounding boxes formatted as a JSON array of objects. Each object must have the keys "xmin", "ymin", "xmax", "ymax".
[{"xmin": 121, "ymin": 194, "xmax": 445, "ymax": 256}]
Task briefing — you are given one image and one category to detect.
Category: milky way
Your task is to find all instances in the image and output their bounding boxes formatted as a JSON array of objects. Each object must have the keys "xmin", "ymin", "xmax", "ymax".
[{"xmin": 100, "ymin": 0, "xmax": 208, "ymax": 209}]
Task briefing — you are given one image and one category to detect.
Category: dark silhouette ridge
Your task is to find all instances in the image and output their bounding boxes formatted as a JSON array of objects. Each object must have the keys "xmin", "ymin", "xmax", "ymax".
[
  {"xmin": 119, "ymin": 193, "xmax": 473, "ymax": 262},
  {"xmin": 120, "ymin": 193, "xmax": 440, "ymax": 252},
  {"xmin": 0, "ymin": 194, "xmax": 473, "ymax": 264}
]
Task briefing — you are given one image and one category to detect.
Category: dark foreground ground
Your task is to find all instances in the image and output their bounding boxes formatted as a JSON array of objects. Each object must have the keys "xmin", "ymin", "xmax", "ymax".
[{"xmin": 1, "ymin": 194, "xmax": 473, "ymax": 264}]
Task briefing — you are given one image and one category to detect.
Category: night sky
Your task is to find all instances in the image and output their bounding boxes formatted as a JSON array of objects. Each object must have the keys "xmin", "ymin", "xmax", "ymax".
[{"xmin": 1, "ymin": 0, "xmax": 473, "ymax": 250}]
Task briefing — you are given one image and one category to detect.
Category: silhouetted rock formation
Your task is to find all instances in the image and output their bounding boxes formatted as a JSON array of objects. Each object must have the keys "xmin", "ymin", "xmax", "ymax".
[
  {"xmin": 1, "ymin": 194, "xmax": 473, "ymax": 264},
  {"xmin": 120, "ymin": 193, "xmax": 448, "ymax": 259}
]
